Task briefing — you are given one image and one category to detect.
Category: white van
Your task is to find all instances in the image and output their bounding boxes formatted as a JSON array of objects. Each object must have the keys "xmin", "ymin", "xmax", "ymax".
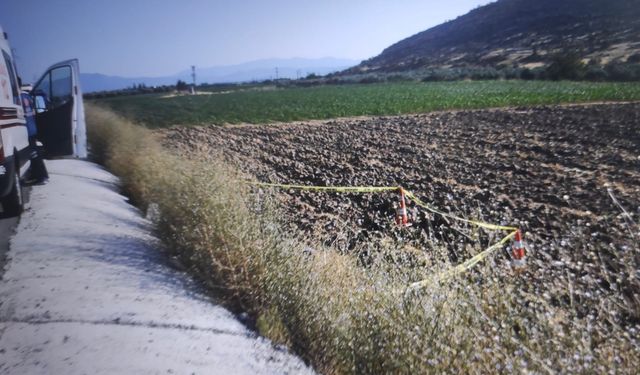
[
  {"xmin": 0, "ymin": 25, "xmax": 86, "ymax": 217},
  {"xmin": 0, "ymin": 26, "xmax": 29, "ymax": 217}
]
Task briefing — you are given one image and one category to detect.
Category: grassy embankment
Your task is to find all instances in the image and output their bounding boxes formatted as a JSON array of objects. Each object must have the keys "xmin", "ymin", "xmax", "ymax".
[
  {"xmin": 87, "ymin": 99, "xmax": 639, "ymax": 373},
  {"xmin": 95, "ymin": 80, "xmax": 640, "ymax": 127}
]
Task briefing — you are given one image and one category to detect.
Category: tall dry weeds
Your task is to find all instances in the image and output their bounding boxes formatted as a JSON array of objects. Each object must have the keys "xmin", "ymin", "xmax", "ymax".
[{"xmin": 86, "ymin": 103, "xmax": 639, "ymax": 374}]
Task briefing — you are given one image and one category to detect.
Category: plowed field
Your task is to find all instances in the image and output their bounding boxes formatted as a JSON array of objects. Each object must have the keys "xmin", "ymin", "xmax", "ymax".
[{"xmin": 159, "ymin": 103, "xmax": 640, "ymax": 321}]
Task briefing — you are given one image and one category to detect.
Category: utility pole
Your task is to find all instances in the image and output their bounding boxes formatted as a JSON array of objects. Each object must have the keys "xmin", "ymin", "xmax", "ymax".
[
  {"xmin": 275, "ymin": 67, "xmax": 279, "ymax": 80},
  {"xmin": 191, "ymin": 65, "xmax": 196, "ymax": 94}
]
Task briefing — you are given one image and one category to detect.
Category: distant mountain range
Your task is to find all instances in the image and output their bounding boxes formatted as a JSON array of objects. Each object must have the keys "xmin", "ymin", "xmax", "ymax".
[
  {"xmin": 345, "ymin": 0, "xmax": 640, "ymax": 74},
  {"xmin": 81, "ymin": 57, "xmax": 359, "ymax": 93}
]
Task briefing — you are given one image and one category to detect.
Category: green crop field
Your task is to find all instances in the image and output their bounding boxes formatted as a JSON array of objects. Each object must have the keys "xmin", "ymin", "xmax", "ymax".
[{"xmin": 93, "ymin": 81, "xmax": 640, "ymax": 127}]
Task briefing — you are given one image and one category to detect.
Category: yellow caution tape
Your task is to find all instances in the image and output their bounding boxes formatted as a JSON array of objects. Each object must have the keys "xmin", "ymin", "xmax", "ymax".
[
  {"xmin": 406, "ymin": 230, "xmax": 517, "ymax": 292},
  {"xmin": 246, "ymin": 181, "xmax": 515, "ymax": 231},
  {"xmin": 243, "ymin": 179, "xmax": 521, "ymax": 290},
  {"xmin": 404, "ymin": 190, "xmax": 517, "ymax": 232}
]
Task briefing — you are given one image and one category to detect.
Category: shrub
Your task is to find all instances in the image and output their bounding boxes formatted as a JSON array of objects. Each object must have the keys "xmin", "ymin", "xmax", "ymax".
[
  {"xmin": 627, "ymin": 53, "xmax": 640, "ymax": 64},
  {"xmin": 421, "ymin": 69, "xmax": 459, "ymax": 82},
  {"xmin": 545, "ymin": 52, "xmax": 586, "ymax": 80},
  {"xmin": 500, "ymin": 66, "xmax": 522, "ymax": 80},
  {"xmin": 386, "ymin": 74, "xmax": 412, "ymax": 82},
  {"xmin": 520, "ymin": 68, "xmax": 535, "ymax": 80},
  {"xmin": 605, "ymin": 63, "xmax": 640, "ymax": 81},
  {"xmin": 584, "ymin": 66, "xmax": 608, "ymax": 81},
  {"xmin": 470, "ymin": 67, "xmax": 500, "ymax": 80},
  {"xmin": 176, "ymin": 79, "xmax": 189, "ymax": 91},
  {"xmin": 358, "ymin": 75, "xmax": 383, "ymax": 84}
]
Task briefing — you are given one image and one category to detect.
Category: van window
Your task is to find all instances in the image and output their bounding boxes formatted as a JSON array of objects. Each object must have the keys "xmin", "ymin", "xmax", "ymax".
[
  {"xmin": 51, "ymin": 66, "xmax": 72, "ymax": 106},
  {"xmin": 33, "ymin": 65, "xmax": 72, "ymax": 110},
  {"xmin": 34, "ymin": 72, "xmax": 51, "ymax": 104},
  {"xmin": 2, "ymin": 50, "xmax": 20, "ymax": 105}
]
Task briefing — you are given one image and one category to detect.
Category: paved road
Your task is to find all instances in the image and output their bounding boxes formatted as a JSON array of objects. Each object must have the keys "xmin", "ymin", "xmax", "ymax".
[
  {"xmin": 0, "ymin": 187, "xmax": 29, "ymax": 277},
  {"xmin": 0, "ymin": 160, "xmax": 312, "ymax": 374},
  {"xmin": 0, "ymin": 216, "xmax": 18, "ymax": 275}
]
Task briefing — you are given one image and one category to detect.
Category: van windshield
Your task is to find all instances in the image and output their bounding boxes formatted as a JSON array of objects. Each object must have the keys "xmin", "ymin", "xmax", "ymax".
[{"xmin": 2, "ymin": 50, "xmax": 20, "ymax": 105}]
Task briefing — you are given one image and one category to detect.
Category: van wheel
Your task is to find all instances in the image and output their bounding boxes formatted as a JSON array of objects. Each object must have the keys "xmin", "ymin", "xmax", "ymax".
[{"xmin": 1, "ymin": 166, "xmax": 24, "ymax": 217}]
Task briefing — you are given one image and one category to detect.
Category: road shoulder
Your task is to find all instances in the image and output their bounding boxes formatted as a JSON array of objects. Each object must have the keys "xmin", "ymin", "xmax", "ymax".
[{"xmin": 0, "ymin": 159, "xmax": 311, "ymax": 374}]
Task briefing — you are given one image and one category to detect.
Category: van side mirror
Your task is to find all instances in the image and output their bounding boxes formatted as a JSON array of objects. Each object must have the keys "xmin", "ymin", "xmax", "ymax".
[{"xmin": 33, "ymin": 91, "xmax": 48, "ymax": 113}]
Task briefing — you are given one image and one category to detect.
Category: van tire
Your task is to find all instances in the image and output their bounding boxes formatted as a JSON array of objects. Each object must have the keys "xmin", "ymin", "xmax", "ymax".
[{"xmin": 1, "ymin": 165, "xmax": 24, "ymax": 217}]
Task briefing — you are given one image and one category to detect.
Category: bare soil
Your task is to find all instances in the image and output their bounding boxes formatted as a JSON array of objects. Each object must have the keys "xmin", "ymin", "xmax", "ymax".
[{"xmin": 158, "ymin": 103, "xmax": 640, "ymax": 322}]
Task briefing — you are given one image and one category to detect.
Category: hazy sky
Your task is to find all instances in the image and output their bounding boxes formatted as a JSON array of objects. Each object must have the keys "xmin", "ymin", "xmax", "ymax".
[{"xmin": 2, "ymin": 0, "xmax": 492, "ymax": 82}]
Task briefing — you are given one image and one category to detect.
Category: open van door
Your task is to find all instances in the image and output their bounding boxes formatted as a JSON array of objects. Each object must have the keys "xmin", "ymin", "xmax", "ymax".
[{"xmin": 32, "ymin": 59, "xmax": 86, "ymax": 159}]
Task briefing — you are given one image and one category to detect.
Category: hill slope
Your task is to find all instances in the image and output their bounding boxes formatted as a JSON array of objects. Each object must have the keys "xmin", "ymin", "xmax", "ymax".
[{"xmin": 348, "ymin": 0, "xmax": 640, "ymax": 73}]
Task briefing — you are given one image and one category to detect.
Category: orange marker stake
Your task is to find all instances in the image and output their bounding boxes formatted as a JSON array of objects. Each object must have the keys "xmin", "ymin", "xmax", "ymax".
[
  {"xmin": 512, "ymin": 229, "xmax": 526, "ymax": 267},
  {"xmin": 396, "ymin": 187, "xmax": 410, "ymax": 226}
]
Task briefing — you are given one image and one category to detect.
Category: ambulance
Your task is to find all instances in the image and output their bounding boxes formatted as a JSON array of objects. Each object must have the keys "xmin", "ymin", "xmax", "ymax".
[
  {"xmin": 0, "ymin": 26, "xmax": 29, "ymax": 217},
  {"xmin": 0, "ymin": 25, "xmax": 86, "ymax": 217}
]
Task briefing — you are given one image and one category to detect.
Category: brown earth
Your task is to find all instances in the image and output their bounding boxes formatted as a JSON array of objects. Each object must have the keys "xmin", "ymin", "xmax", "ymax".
[{"xmin": 158, "ymin": 103, "xmax": 640, "ymax": 323}]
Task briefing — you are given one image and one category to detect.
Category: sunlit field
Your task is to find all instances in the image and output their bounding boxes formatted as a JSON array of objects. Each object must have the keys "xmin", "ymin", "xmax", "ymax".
[{"xmin": 94, "ymin": 80, "xmax": 640, "ymax": 127}]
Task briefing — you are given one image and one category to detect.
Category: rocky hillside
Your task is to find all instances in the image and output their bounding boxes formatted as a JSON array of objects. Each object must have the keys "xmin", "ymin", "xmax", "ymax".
[{"xmin": 348, "ymin": 0, "xmax": 640, "ymax": 74}]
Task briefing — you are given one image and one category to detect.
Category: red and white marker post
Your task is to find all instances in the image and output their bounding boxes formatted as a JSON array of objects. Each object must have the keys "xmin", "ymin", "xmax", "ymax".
[
  {"xmin": 512, "ymin": 229, "xmax": 526, "ymax": 267},
  {"xmin": 396, "ymin": 187, "xmax": 410, "ymax": 226}
]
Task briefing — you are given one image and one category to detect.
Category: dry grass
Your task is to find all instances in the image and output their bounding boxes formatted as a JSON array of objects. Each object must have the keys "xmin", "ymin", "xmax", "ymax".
[{"xmin": 86, "ymin": 103, "xmax": 639, "ymax": 374}]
